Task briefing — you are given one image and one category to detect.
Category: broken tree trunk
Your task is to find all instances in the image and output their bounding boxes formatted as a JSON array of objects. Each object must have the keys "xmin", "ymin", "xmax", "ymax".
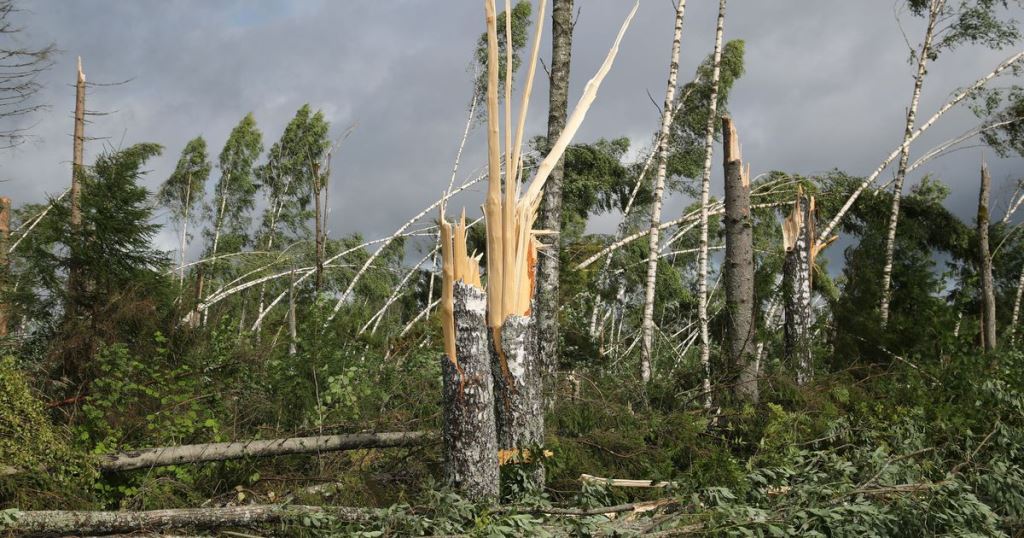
[
  {"xmin": 1, "ymin": 504, "xmax": 376, "ymax": 537},
  {"xmin": 67, "ymin": 58, "xmax": 86, "ymax": 313},
  {"xmin": 492, "ymin": 311, "xmax": 544, "ymax": 486},
  {"xmin": 721, "ymin": 116, "xmax": 757, "ymax": 403},
  {"xmin": 640, "ymin": 0, "xmax": 687, "ymax": 384},
  {"xmin": 442, "ymin": 281, "xmax": 499, "ymax": 501},
  {"xmin": 783, "ymin": 191, "xmax": 813, "ymax": 385},
  {"xmin": 97, "ymin": 431, "xmax": 433, "ymax": 472},
  {"xmin": 979, "ymin": 162, "xmax": 997, "ymax": 351}
]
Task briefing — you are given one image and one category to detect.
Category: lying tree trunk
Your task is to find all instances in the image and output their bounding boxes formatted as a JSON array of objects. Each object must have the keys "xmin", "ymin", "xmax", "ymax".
[
  {"xmin": 2, "ymin": 504, "xmax": 376, "ymax": 537},
  {"xmin": 492, "ymin": 312, "xmax": 544, "ymax": 486},
  {"xmin": 97, "ymin": 431, "xmax": 434, "ymax": 472},
  {"xmin": 979, "ymin": 162, "xmax": 997, "ymax": 351},
  {"xmin": 783, "ymin": 191, "xmax": 813, "ymax": 384},
  {"xmin": 442, "ymin": 281, "xmax": 499, "ymax": 501},
  {"xmin": 721, "ymin": 116, "xmax": 757, "ymax": 403}
]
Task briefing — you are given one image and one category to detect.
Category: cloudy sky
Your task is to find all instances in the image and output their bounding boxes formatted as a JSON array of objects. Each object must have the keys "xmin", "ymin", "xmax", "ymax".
[{"xmin": 4, "ymin": 0, "xmax": 1024, "ymax": 267}]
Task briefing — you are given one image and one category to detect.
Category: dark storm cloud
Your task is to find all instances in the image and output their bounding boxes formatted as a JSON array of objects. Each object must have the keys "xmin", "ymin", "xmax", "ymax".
[{"xmin": 4, "ymin": 1, "xmax": 1024, "ymax": 264}]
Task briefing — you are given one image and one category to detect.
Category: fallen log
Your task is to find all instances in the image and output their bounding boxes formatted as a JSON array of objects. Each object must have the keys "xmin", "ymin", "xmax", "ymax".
[
  {"xmin": 98, "ymin": 431, "xmax": 435, "ymax": 472},
  {"xmin": 1, "ymin": 504, "xmax": 376, "ymax": 537}
]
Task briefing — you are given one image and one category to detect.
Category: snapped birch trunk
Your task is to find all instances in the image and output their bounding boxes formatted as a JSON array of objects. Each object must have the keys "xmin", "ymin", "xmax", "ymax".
[
  {"xmin": 879, "ymin": 0, "xmax": 940, "ymax": 327},
  {"xmin": 721, "ymin": 117, "xmax": 756, "ymax": 403},
  {"xmin": 694, "ymin": 0, "xmax": 727, "ymax": 407},
  {"xmin": 783, "ymin": 193, "xmax": 813, "ymax": 385},
  {"xmin": 979, "ymin": 163, "xmax": 997, "ymax": 351},
  {"xmin": 442, "ymin": 281, "xmax": 499, "ymax": 501},
  {"xmin": 491, "ymin": 311, "xmax": 544, "ymax": 486},
  {"xmin": 640, "ymin": 0, "xmax": 686, "ymax": 383}
]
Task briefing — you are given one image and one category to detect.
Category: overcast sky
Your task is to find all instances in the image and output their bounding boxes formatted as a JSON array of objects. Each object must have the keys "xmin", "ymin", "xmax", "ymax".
[{"xmin": 5, "ymin": 1, "xmax": 1024, "ymax": 267}]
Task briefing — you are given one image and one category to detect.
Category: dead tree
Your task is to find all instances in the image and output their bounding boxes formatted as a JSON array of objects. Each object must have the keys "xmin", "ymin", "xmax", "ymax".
[
  {"xmin": 640, "ymin": 0, "xmax": 687, "ymax": 384},
  {"xmin": 439, "ymin": 208, "xmax": 498, "ymax": 500},
  {"xmin": 722, "ymin": 116, "xmax": 756, "ymax": 402},
  {"xmin": 67, "ymin": 58, "xmax": 85, "ymax": 305},
  {"xmin": 979, "ymin": 162, "xmax": 997, "ymax": 351}
]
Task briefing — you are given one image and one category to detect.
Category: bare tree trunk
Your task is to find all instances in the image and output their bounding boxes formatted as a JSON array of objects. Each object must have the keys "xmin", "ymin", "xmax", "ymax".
[
  {"xmin": 442, "ymin": 281, "xmax": 499, "ymax": 501},
  {"xmin": 492, "ymin": 312, "xmax": 544, "ymax": 487},
  {"xmin": 979, "ymin": 162, "xmax": 997, "ymax": 351},
  {"xmin": 1011, "ymin": 268, "xmax": 1024, "ymax": 344},
  {"xmin": 722, "ymin": 116, "xmax": 756, "ymax": 402},
  {"xmin": 0, "ymin": 196, "xmax": 9, "ymax": 337},
  {"xmin": 288, "ymin": 267, "xmax": 297, "ymax": 356},
  {"xmin": 97, "ymin": 431, "xmax": 433, "ymax": 471},
  {"xmin": 694, "ymin": 0, "xmax": 728, "ymax": 407},
  {"xmin": 879, "ymin": 0, "xmax": 942, "ymax": 326},
  {"xmin": 314, "ymin": 166, "xmax": 325, "ymax": 292},
  {"xmin": 3, "ymin": 504, "xmax": 376, "ymax": 536},
  {"xmin": 783, "ymin": 192, "xmax": 813, "ymax": 384},
  {"xmin": 179, "ymin": 177, "xmax": 192, "ymax": 288},
  {"xmin": 536, "ymin": 0, "xmax": 573, "ymax": 397},
  {"xmin": 640, "ymin": 0, "xmax": 687, "ymax": 384},
  {"xmin": 70, "ymin": 58, "xmax": 85, "ymax": 233},
  {"xmin": 68, "ymin": 58, "xmax": 85, "ymax": 305}
]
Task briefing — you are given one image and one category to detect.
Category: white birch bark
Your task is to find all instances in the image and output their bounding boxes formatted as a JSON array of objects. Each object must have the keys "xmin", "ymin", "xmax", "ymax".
[
  {"xmin": 640, "ymin": 0, "xmax": 687, "ymax": 383},
  {"xmin": 694, "ymin": 0, "xmax": 727, "ymax": 407},
  {"xmin": 879, "ymin": 0, "xmax": 941, "ymax": 326}
]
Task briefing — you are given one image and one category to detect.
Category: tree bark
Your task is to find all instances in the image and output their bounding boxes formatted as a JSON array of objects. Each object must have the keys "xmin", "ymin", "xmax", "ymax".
[
  {"xmin": 2, "ymin": 504, "xmax": 375, "ymax": 537},
  {"xmin": 97, "ymin": 431, "xmax": 433, "ymax": 472},
  {"xmin": 979, "ymin": 162, "xmax": 997, "ymax": 351},
  {"xmin": 492, "ymin": 312, "xmax": 544, "ymax": 488},
  {"xmin": 68, "ymin": 58, "xmax": 85, "ymax": 309},
  {"xmin": 879, "ymin": 0, "xmax": 941, "ymax": 327},
  {"xmin": 783, "ymin": 193, "xmax": 813, "ymax": 384},
  {"xmin": 314, "ymin": 165, "xmax": 325, "ymax": 292},
  {"xmin": 694, "ymin": 0, "xmax": 728, "ymax": 406},
  {"xmin": 288, "ymin": 267, "xmax": 297, "ymax": 356},
  {"xmin": 442, "ymin": 281, "xmax": 499, "ymax": 501},
  {"xmin": 536, "ymin": 0, "xmax": 572, "ymax": 394},
  {"xmin": 640, "ymin": 0, "xmax": 687, "ymax": 384},
  {"xmin": 721, "ymin": 116, "xmax": 756, "ymax": 403},
  {"xmin": 1011, "ymin": 267, "xmax": 1024, "ymax": 344},
  {"xmin": 0, "ymin": 196, "xmax": 9, "ymax": 337},
  {"xmin": 178, "ymin": 176, "xmax": 192, "ymax": 288}
]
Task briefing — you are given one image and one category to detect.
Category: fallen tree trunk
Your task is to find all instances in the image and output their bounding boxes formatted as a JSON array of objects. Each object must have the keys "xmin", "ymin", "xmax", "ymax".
[
  {"xmin": 98, "ymin": 431, "xmax": 435, "ymax": 472},
  {"xmin": 2, "ymin": 504, "xmax": 376, "ymax": 537}
]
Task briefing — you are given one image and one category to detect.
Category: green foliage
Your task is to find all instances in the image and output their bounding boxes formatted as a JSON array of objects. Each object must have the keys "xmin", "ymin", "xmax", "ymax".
[
  {"xmin": 206, "ymin": 112, "xmax": 263, "ymax": 254},
  {"xmin": 0, "ymin": 357, "xmax": 93, "ymax": 509},
  {"xmin": 472, "ymin": 0, "xmax": 532, "ymax": 106},
  {"xmin": 158, "ymin": 136, "xmax": 211, "ymax": 225}
]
